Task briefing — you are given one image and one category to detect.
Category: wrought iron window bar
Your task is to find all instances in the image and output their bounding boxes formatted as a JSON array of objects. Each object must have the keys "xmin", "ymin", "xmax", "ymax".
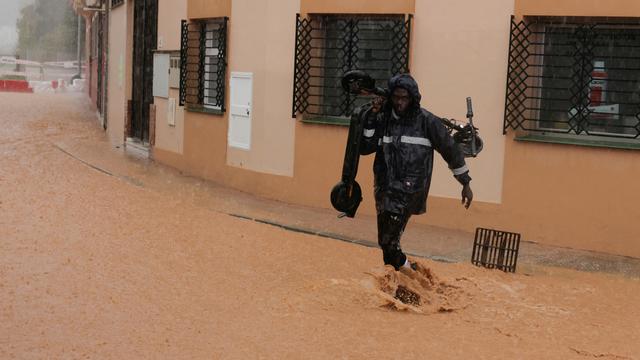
[
  {"xmin": 180, "ymin": 17, "xmax": 228, "ymax": 112},
  {"xmin": 504, "ymin": 16, "xmax": 640, "ymax": 139},
  {"xmin": 292, "ymin": 14, "xmax": 412, "ymax": 119}
]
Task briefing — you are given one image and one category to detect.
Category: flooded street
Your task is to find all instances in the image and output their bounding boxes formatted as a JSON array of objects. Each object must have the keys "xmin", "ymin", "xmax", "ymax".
[{"xmin": 1, "ymin": 93, "xmax": 639, "ymax": 359}]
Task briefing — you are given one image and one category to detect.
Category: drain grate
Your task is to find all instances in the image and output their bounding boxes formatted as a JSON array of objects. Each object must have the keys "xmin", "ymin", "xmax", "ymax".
[{"xmin": 471, "ymin": 228, "xmax": 521, "ymax": 273}]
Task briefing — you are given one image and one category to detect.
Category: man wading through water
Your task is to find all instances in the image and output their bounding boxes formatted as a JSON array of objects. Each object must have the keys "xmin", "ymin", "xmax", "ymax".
[{"xmin": 359, "ymin": 74, "xmax": 473, "ymax": 271}]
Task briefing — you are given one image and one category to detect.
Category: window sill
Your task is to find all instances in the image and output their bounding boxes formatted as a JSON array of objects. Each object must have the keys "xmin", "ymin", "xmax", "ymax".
[
  {"xmin": 515, "ymin": 134, "xmax": 640, "ymax": 151},
  {"xmin": 301, "ymin": 116, "xmax": 350, "ymax": 126},
  {"xmin": 185, "ymin": 105, "xmax": 224, "ymax": 116}
]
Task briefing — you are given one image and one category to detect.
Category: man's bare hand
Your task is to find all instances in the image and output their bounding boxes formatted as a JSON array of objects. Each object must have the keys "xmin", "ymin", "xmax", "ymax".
[
  {"xmin": 371, "ymin": 95, "xmax": 385, "ymax": 113},
  {"xmin": 461, "ymin": 184, "xmax": 473, "ymax": 209}
]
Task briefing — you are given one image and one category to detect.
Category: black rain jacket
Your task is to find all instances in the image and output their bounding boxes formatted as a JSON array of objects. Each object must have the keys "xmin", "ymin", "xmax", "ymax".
[{"xmin": 359, "ymin": 74, "xmax": 471, "ymax": 215}]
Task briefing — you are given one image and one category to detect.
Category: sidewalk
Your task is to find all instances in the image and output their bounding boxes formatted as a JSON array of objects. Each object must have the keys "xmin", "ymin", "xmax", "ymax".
[{"xmin": 54, "ymin": 133, "xmax": 640, "ymax": 279}]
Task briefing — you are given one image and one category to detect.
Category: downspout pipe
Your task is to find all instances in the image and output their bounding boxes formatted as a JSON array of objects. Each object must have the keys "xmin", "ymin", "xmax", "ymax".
[
  {"xmin": 73, "ymin": 14, "xmax": 82, "ymax": 82},
  {"xmin": 103, "ymin": 0, "xmax": 110, "ymax": 130}
]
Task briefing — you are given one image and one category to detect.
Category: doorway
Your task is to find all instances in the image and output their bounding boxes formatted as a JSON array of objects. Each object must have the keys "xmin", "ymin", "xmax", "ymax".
[{"xmin": 131, "ymin": 0, "xmax": 158, "ymax": 143}]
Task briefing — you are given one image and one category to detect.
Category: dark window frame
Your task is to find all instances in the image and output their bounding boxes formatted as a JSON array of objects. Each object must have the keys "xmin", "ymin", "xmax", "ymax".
[
  {"xmin": 292, "ymin": 13, "xmax": 412, "ymax": 120},
  {"xmin": 111, "ymin": 0, "xmax": 124, "ymax": 8},
  {"xmin": 504, "ymin": 16, "xmax": 640, "ymax": 141},
  {"xmin": 179, "ymin": 17, "xmax": 228, "ymax": 114}
]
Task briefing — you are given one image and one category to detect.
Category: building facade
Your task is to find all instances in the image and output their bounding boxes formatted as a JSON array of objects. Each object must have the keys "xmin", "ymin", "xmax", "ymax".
[
  {"xmin": 103, "ymin": 0, "xmax": 640, "ymax": 258},
  {"xmin": 71, "ymin": 0, "xmax": 109, "ymax": 127}
]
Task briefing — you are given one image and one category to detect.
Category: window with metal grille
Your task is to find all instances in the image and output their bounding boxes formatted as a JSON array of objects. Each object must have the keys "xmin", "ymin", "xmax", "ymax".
[
  {"xmin": 292, "ymin": 14, "xmax": 411, "ymax": 119},
  {"xmin": 111, "ymin": 0, "xmax": 124, "ymax": 8},
  {"xmin": 179, "ymin": 18, "xmax": 228, "ymax": 112},
  {"xmin": 504, "ymin": 16, "xmax": 640, "ymax": 140}
]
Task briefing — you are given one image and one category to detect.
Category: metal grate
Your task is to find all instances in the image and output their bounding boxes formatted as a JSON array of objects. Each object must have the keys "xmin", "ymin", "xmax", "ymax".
[
  {"xmin": 111, "ymin": 0, "xmax": 124, "ymax": 8},
  {"xmin": 179, "ymin": 20, "xmax": 188, "ymax": 106},
  {"xmin": 292, "ymin": 14, "xmax": 411, "ymax": 118},
  {"xmin": 504, "ymin": 16, "xmax": 640, "ymax": 139},
  {"xmin": 471, "ymin": 228, "xmax": 521, "ymax": 273},
  {"xmin": 179, "ymin": 17, "xmax": 228, "ymax": 111}
]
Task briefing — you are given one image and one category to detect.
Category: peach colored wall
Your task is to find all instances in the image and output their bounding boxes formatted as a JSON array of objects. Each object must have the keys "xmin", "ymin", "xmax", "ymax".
[
  {"xmin": 154, "ymin": 0, "xmax": 186, "ymax": 154},
  {"xmin": 160, "ymin": 109, "xmax": 640, "ymax": 259},
  {"xmin": 158, "ymin": 0, "xmax": 187, "ymax": 51},
  {"xmin": 155, "ymin": 0, "xmax": 510, "ymax": 226},
  {"xmin": 515, "ymin": 0, "xmax": 640, "ymax": 17},
  {"xmin": 154, "ymin": 88, "xmax": 185, "ymax": 154},
  {"xmin": 415, "ymin": 0, "xmax": 640, "ymax": 257},
  {"xmin": 423, "ymin": 133, "xmax": 640, "ymax": 259},
  {"xmin": 106, "ymin": 1, "xmax": 132, "ymax": 145},
  {"xmin": 301, "ymin": 0, "xmax": 414, "ymax": 15},
  {"xmin": 162, "ymin": 111, "xmax": 297, "ymax": 197},
  {"xmin": 225, "ymin": 0, "xmax": 299, "ymax": 176},
  {"xmin": 411, "ymin": 0, "xmax": 513, "ymax": 204},
  {"xmin": 480, "ymin": 0, "xmax": 640, "ymax": 257},
  {"xmin": 501, "ymin": 136, "xmax": 640, "ymax": 257},
  {"xmin": 151, "ymin": 0, "xmax": 640, "ymax": 258},
  {"xmin": 188, "ymin": 0, "xmax": 231, "ymax": 19},
  {"xmin": 156, "ymin": 113, "xmax": 365, "ymax": 210}
]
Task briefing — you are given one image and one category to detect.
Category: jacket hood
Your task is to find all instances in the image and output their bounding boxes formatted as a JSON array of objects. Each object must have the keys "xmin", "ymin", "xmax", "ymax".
[{"xmin": 387, "ymin": 74, "xmax": 422, "ymax": 113}]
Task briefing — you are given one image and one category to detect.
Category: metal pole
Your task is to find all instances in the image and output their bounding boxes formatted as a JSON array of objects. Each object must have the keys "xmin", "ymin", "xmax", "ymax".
[
  {"xmin": 76, "ymin": 14, "xmax": 82, "ymax": 80},
  {"xmin": 103, "ymin": 1, "xmax": 110, "ymax": 130}
]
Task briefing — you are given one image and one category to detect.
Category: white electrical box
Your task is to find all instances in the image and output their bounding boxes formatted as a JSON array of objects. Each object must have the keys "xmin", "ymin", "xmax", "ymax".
[
  {"xmin": 229, "ymin": 72, "xmax": 253, "ymax": 150},
  {"xmin": 169, "ymin": 55, "xmax": 181, "ymax": 89},
  {"xmin": 153, "ymin": 53, "xmax": 169, "ymax": 98}
]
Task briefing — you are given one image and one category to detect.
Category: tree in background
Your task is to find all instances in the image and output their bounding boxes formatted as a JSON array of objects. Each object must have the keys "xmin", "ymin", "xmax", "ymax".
[{"xmin": 16, "ymin": 0, "xmax": 80, "ymax": 61}]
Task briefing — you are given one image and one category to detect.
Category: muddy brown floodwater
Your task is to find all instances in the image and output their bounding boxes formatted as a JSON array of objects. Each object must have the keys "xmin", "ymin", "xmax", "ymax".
[{"xmin": 1, "ymin": 93, "xmax": 639, "ymax": 359}]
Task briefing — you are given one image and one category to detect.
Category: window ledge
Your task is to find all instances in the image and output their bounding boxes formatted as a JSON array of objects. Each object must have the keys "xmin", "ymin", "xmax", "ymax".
[
  {"xmin": 185, "ymin": 105, "xmax": 224, "ymax": 116},
  {"xmin": 301, "ymin": 116, "xmax": 350, "ymax": 126},
  {"xmin": 515, "ymin": 134, "xmax": 640, "ymax": 151}
]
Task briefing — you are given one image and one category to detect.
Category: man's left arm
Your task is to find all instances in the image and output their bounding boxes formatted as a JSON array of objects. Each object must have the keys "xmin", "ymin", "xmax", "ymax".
[{"xmin": 427, "ymin": 115, "xmax": 473, "ymax": 209}]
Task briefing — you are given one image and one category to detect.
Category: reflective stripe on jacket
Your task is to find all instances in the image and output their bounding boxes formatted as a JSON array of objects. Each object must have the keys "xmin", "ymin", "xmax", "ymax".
[{"xmin": 359, "ymin": 74, "xmax": 471, "ymax": 215}]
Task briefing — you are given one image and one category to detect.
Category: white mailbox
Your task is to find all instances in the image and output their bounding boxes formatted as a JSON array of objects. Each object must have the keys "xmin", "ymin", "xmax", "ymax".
[{"xmin": 152, "ymin": 53, "xmax": 169, "ymax": 98}]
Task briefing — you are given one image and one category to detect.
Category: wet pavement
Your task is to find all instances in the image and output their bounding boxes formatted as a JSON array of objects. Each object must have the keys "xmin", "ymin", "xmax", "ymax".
[
  {"xmin": 3, "ymin": 92, "xmax": 639, "ymax": 278},
  {"xmin": 2, "ymin": 93, "xmax": 640, "ymax": 359}
]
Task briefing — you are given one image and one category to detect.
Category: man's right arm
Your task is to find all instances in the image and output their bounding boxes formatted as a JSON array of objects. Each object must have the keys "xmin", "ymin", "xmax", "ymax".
[
  {"xmin": 359, "ymin": 109, "xmax": 379, "ymax": 155},
  {"xmin": 359, "ymin": 96, "xmax": 385, "ymax": 155}
]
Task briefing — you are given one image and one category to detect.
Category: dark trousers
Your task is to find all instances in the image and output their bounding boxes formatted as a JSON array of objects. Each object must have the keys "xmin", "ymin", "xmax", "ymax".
[{"xmin": 377, "ymin": 211, "xmax": 411, "ymax": 270}]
